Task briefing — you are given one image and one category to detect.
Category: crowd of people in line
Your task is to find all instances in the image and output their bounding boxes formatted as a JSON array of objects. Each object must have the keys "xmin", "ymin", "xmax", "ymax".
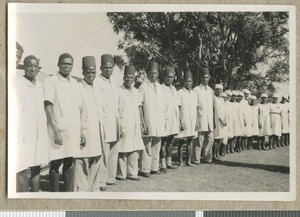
[{"xmin": 14, "ymin": 43, "xmax": 290, "ymax": 193}]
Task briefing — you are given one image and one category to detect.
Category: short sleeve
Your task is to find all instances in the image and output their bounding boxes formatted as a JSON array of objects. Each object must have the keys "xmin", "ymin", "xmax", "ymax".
[{"xmin": 43, "ymin": 77, "xmax": 55, "ymax": 104}]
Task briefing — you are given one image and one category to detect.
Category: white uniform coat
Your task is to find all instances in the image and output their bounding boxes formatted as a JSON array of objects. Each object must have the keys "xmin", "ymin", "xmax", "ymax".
[
  {"xmin": 214, "ymin": 96, "xmax": 227, "ymax": 139},
  {"xmin": 138, "ymin": 81, "xmax": 167, "ymax": 137},
  {"xmin": 270, "ymin": 103, "xmax": 282, "ymax": 136},
  {"xmin": 44, "ymin": 73, "xmax": 83, "ymax": 161},
  {"xmin": 76, "ymin": 80, "xmax": 104, "ymax": 158},
  {"xmin": 193, "ymin": 84, "xmax": 215, "ymax": 132},
  {"xmin": 281, "ymin": 102, "xmax": 290, "ymax": 134},
  {"xmin": 226, "ymin": 101, "xmax": 234, "ymax": 139},
  {"xmin": 118, "ymin": 85, "xmax": 144, "ymax": 152},
  {"xmin": 232, "ymin": 102, "xmax": 242, "ymax": 137},
  {"xmin": 237, "ymin": 102, "xmax": 245, "ymax": 136},
  {"xmin": 15, "ymin": 77, "xmax": 49, "ymax": 172},
  {"xmin": 258, "ymin": 103, "xmax": 271, "ymax": 136},
  {"xmin": 241, "ymin": 99, "xmax": 253, "ymax": 137},
  {"xmin": 162, "ymin": 83, "xmax": 179, "ymax": 136},
  {"xmin": 175, "ymin": 88, "xmax": 198, "ymax": 139},
  {"xmin": 95, "ymin": 75, "xmax": 119, "ymax": 143},
  {"xmin": 250, "ymin": 105, "xmax": 259, "ymax": 136}
]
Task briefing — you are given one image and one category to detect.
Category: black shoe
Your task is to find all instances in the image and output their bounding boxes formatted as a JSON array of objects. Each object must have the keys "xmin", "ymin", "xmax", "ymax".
[
  {"xmin": 160, "ymin": 167, "xmax": 167, "ymax": 173},
  {"xmin": 107, "ymin": 181, "xmax": 118, "ymax": 186},
  {"xmin": 167, "ymin": 165, "xmax": 176, "ymax": 169},
  {"xmin": 116, "ymin": 177, "xmax": 126, "ymax": 181},
  {"xmin": 100, "ymin": 186, "xmax": 107, "ymax": 191},
  {"xmin": 150, "ymin": 170, "xmax": 161, "ymax": 175},
  {"xmin": 127, "ymin": 177, "xmax": 140, "ymax": 181},
  {"xmin": 139, "ymin": 172, "xmax": 150, "ymax": 178}
]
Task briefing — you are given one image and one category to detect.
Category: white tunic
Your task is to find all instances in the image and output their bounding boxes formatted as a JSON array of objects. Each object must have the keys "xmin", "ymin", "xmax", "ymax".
[
  {"xmin": 241, "ymin": 99, "xmax": 253, "ymax": 137},
  {"xmin": 226, "ymin": 101, "xmax": 234, "ymax": 139},
  {"xmin": 95, "ymin": 75, "xmax": 119, "ymax": 143},
  {"xmin": 44, "ymin": 73, "xmax": 83, "ymax": 161},
  {"xmin": 15, "ymin": 77, "xmax": 49, "ymax": 172},
  {"xmin": 250, "ymin": 105, "xmax": 259, "ymax": 136},
  {"xmin": 237, "ymin": 102, "xmax": 245, "ymax": 136},
  {"xmin": 138, "ymin": 81, "xmax": 167, "ymax": 137},
  {"xmin": 118, "ymin": 85, "xmax": 144, "ymax": 152},
  {"xmin": 193, "ymin": 84, "xmax": 215, "ymax": 132},
  {"xmin": 270, "ymin": 103, "xmax": 282, "ymax": 136},
  {"xmin": 281, "ymin": 102, "xmax": 290, "ymax": 134},
  {"xmin": 76, "ymin": 80, "xmax": 104, "ymax": 158},
  {"xmin": 175, "ymin": 88, "xmax": 198, "ymax": 139},
  {"xmin": 232, "ymin": 102, "xmax": 242, "ymax": 137},
  {"xmin": 162, "ymin": 83, "xmax": 179, "ymax": 136},
  {"xmin": 258, "ymin": 103, "xmax": 271, "ymax": 136},
  {"xmin": 214, "ymin": 96, "xmax": 227, "ymax": 139}
]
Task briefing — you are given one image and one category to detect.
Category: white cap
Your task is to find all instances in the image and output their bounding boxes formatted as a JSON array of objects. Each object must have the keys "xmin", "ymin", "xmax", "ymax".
[
  {"xmin": 250, "ymin": 95, "xmax": 257, "ymax": 100},
  {"xmin": 238, "ymin": 91, "xmax": 244, "ymax": 97},
  {"xmin": 225, "ymin": 90, "xmax": 232, "ymax": 96},
  {"xmin": 261, "ymin": 93, "xmax": 268, "ymax": 98},
  {"xmin": 215, "ymin": 84, "xmax": 223, "ymax": 89},
  {"xmin": 232, "ymin": 91, "xmax": 238, "ymax": 96},
  {"xmin": 273, "ymin": 93, "xmax": 280, "ymax": 99},
  {"xmin": 242, "ymin": 89, "xmax": 250, "ymax": 95},
  {"xmin": 220, "ymin": 92, "xmax": 227, "ymax": 98}
]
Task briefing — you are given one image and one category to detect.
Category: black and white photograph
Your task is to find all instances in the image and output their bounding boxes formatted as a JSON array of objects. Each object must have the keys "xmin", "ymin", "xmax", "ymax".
[{"xmin": 7, "ymin": 3, "xmax": 296, "ymax": 200}]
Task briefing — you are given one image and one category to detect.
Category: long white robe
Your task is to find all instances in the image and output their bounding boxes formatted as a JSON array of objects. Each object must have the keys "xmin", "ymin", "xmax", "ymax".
[
  {"xmin": 94, "ymin": 75, "xmax": 119, "ymax": 143},
  {"xmin": 15, "ymin": 77, "xmax": 49, "ymax": 172},
  {"xmin": 162, "ymin": 83, "xmax": 179, "ymax": 136},
  {"xmin": 281, "ymin": 102, "xmax": 290, "ymax": 134},
  {"xmin": 44, "ymin": 73, "xmax": 83, "ymax": 161},
  {"xmin": 226, "ymin": 101, "xmax": 234, "ymax": 139},
  {"xmin": 118, "ymin": 85, "xmax": 144, "ymax": 152},
  {"xmin": 76, "ymin": 80, "xmax": 104, "ymax": 158},
  {"xmin": 232, "ymin": 102, "xmax": 242, "ymax": 137},
  {"xmin": 258, "ymin": 103, "xmax": 271, "ymax": 136},
  {"xmin": 250, "ymin": 105, "xmax": 259, "ymax": 136},
  {"xmin": 175, "ymin": 88, "xmax": 198, "ymax": 139},
  {"xmin": 214, "ymin": 96, "xmax": 227, "ymax": 139},
  {"xmin": 138, "ymin": 81, "xmax": 167, "ymax": 137},
  {"xmin": 193, "ymin": 84, "xmax": 215, "ymax": 132},
  {"xmin": 241, "ymin": 99, "xmax": 253, "ymax": 137},
  {"xmin": 270, "ymin": 103, "xmax": 282, "ymax": 137}
]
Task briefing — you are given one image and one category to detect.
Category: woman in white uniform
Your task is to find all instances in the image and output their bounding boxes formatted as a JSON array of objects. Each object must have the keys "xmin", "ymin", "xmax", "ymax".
[
  {"xmin": 224, "ymin": 90, "xmax": 234, "ymax": 154},
  {"xmin": 236, "ymin": 91, "xmax": 245, "ymax": 152},
  {"xmin": 269, "ymin": 93, "xmax": 282, "ymax": 149},
  {"xmin": 229, "ymin": 91, "xmax": 240, "ymax": 153},
  {"xmin": 249, "ymin": 96, "xmax": 259, "ymax": 150},
  {"xmin": 258, "ymin": 93, "xmax": 271, "ymax": 150},
  {"xmin": 280, "ymin": 94, "xmax": 290, "ymax": 146}
]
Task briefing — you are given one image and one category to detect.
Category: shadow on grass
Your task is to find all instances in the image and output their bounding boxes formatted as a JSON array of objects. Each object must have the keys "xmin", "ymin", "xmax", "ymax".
[{"xmin": 213, "ymin": 160, "xmax": 289, "ymax": 174}]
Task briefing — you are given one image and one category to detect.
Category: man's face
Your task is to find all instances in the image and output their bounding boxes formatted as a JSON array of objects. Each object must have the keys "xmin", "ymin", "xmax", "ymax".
[
  {"xmin": 201, "ymin": 74, "xmax": 210, "ymax": 85},
  {"xmin": 148, "ymin": 69, "xmax": 158, "ymax": 83},
  {"xmin": 273, "ymin": 97, "xmax": 279, "ymax": 103},
  {"xmin": 184, "ymin": 77, "xmax": 193, "ymax": 90},
  {"xmin": 215, "ymin": 88, "xmax": 222, "ymax": 97},
  {"xmin": 123, "ymin": 74, "xmax": 135, "ymax": 88},
  {"xmin": 58, "ymin": 58, "xmax": 73, "ymax": 76},
  {"xmin": 164, "ymin": 72, "xmax": 175, "ymax": 86},
  {"xmin": 231, "ymin": 95, "xmax": 236, "ymax": 102},
  {"xmin": 83, "ymin": 66, "xmax": 96, "ymax": 84},
  {"xmin": 261, "ymin": 97, "xmax": 267, "ymax": 103},
  {"xmin": 24, "ymin": 58, "xmax": 39, "ymax": 80},
  {"xmin": 101, "ymin": 65, "xmax": 113, "ymax": 79}
]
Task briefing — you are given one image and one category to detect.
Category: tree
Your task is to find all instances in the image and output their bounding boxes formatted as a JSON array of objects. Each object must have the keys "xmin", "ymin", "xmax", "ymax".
[{"xmin": 107, "ymin": 12, "xmax": 289, "ymax": 94}]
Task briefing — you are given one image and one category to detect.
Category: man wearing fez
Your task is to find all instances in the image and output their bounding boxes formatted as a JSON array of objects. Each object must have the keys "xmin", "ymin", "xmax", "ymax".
[
  {"xmin": 192, "ymin": 68, "xmax": 215, "ymax": 164},
  {"xmin": 44, "ymin": 53, "xmax": 85, "ymax": 192},
  {"xmin": 116, "ymin": 65, "xmax": 147, "ymax": 181},
  {"xmin": 15, "ymin": 55, "xmax": 48, "ymax": 192},
  {"xmin": 74, "ymin": 56, "xmax": 104, "ymax": 192},
  {"xmin": 138, "ymin": 60, "xmax": 167, "ymax": 177},
  {"xmin": 160, "ymin": 66, "xmax": 179, "ymax": 172},
  {"xmin": 95, "ymin": 54, "xmax": 119, "ymax": 190}
]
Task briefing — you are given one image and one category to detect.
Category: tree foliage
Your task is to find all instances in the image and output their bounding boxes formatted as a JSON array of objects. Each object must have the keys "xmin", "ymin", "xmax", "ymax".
[{"xmin": 107, "ymin": 12, "xmax": 289, "ymax": 94}]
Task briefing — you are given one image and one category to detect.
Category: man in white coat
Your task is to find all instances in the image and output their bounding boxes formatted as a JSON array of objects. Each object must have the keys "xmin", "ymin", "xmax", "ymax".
[
  {"xmin": 44, "ymin": 53, "xmax": 85, "ymax": 192},
  {"xmin": 116, "ymin": 65, "xmax": 147, "ymax": 181},
  {"xmin": 95, "ymin": 54, "xmax": 119, "ymax": 191},
  {"xmin": 74, "ymin": 56, "xmax": 104, "ymax": 192},
  {"xmin": 139, "ymin": 60, "xmax": 167, "ymax": 177},
  {"xmin": 15, "ymin": 55, "xmax": 48, "ymax": 192},
  {"xmin": 160, "ymin": 66, "xmax": 179, "ymax": 172},
  {"xmin": 193, "ymin": 68, "xmax": 215, "ymax": 164}
]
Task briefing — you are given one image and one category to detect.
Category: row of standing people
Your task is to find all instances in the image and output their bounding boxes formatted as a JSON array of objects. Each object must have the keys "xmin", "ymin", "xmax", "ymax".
[{"xmin": 14, "ymin": 53, "xmax": 289, "ymax": 192}]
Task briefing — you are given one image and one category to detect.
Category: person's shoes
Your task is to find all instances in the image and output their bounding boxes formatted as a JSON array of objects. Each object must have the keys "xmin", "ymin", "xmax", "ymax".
[
  {"xmin": 178, "ymin": 162, "xmax": 184, "ymax": 167},
  {"xmin": 116, "ymin": 177, "xmax": 126, "ymax": 181},
  {"xmin": 167, "ymin": 165, "xmax": 176, "ymax": 169},
  {"xmin": 202, "ymin": 161, "xmax": 214, "ymax": 164},
  {"xmin": 100, "ymin": 186, "xmax": 107, "ymax": 191},
  {"xmin": 192, "ymin": 161, "xmax": 201, "ymax": 165},
  {"xmin": 127, "ymin": 177, "xmax": 140, "ymax": 181},
  {"xmin": 150, "ymin": 170, "xmax": 161, "ymax": 175},
  {"xmin": 186, "ymin": 162, "xmax": 193, "ymax": 167},
  {"xmin": 160, "ymin": 167, "xmax": 167, "ymax": 173},
  {"xmin": 139, "ymin": 172, "xmax": 150, "ymax": 178},
  {"xmin": 106, "ymin": 181, "xmax": 118, "ymax": 185}
]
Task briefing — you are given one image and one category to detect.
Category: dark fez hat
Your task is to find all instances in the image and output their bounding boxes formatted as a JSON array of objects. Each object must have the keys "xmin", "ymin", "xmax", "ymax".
[
  {"xmin": 82, "ymin": 56, "xmax": 96, "ymax": 69},
  {"xmin": 124, "ymin": 65, "xmax": 135, "ymax": 76},
  {"xmin": 148, "ymin": 60, "xmax": 159, "ymax": 71},
  {"xmin": 199, "ymin": 67, "xmax": 210, "ymax": 76},
  {"xmin": 184, "ymin": 70, "xmax": 193, "ymax": 80},
  {"xmin": 101, "ymin": 54, "xmax": 114, "ymax": 67},
  {"xmin": 165, "ymin": 66, "xmax": 175, "ymax": 75}
]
